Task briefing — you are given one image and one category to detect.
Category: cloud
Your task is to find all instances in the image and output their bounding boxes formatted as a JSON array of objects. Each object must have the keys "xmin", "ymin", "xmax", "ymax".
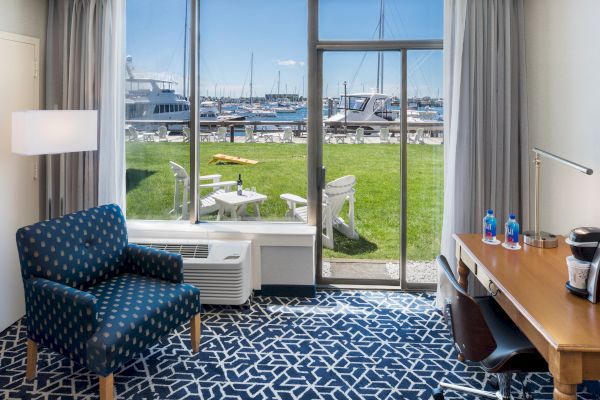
[{"xmin": 277, "ymin": 59, "xmax": 305, "ymax": 68}]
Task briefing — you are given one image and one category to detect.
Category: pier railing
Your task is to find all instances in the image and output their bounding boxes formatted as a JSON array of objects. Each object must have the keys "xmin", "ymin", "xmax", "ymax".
[{"xmin": 125, "ymin": 118, "xmax": 444, "ymax": 139}]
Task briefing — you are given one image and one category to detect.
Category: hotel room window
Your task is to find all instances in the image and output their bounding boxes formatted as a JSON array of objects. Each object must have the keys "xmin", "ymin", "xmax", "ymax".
[
  {"xmin": 125, "ymin": 0, "xmax": 192, "ymax": 220},
  {"xmin": 196, "ymin": 0, "xmax": 308, "ymax": 222}
]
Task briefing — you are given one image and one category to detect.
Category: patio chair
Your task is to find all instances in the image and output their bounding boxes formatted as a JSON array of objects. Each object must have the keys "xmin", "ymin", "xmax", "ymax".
[
  {"xmin": 127, "ymin": 126, "xmax": 140, "ymax": 142},
  {"xmin": 279, "ymin": 127, "xmax": 294, "ymax": 143},
  {"xmin": 157, "ymin": 125, "xmax": 169, "ymax": 142},
  {"xmin": 244, "ymin": 126, "xmax": 256, "ymax": 143},
  {"xmin": 408, "ymin": 128, "xmax": 425, "ymax": 144},
  {"xmin": 182, "ymin": 126, "xmax": 190, "ymax": 142},
  {"xmin": 215, "ymin": 126, "xmax": 229, "ymax": 142},
  {"xmin": 351, "ymin": 127, "xmax": 365, "ymax": 144},
  {"xmin": 280, "ymin": 175, "xmax": 359, "ymax": 249},
  {"xmin": 379, "ymin": 127, "xmax": 391, "ymax": 144},
  {"xmin": 324, "ymin": 129, "xmax": 333, "ymax": 144},
  {"xmin": 169, "ymin": 161, "xmax": 235, "ymax": 219}
]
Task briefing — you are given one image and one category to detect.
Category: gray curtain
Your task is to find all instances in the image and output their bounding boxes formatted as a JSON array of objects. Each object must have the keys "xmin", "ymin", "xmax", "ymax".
[
  {"xmin": 45, "ymin": 0, "xmax": 108, "ymax": 217},
  {"xmin": 438, "ymin": 0, "xmax": 530, "ymax": 305}
]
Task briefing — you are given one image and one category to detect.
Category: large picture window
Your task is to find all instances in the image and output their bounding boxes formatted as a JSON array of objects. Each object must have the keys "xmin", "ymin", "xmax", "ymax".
[{"xmin": 123, "ymin": 0, "xmax": 443, "ymax": 289}]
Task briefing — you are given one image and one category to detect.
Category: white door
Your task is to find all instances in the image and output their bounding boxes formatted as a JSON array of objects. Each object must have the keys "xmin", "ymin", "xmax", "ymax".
[{"xmin": 0, "ymin": 32, "xmax": 40, "ymax": 331}]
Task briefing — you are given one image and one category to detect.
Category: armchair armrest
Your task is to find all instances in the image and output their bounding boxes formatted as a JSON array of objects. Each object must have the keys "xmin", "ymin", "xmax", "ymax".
[
  {"xmin": 199, "ymin": 180, "xmax": 236, "ymax": 192},
  {"xmin": 280, "ymin": 193, "xmax": 307, "ymax": 205},
  {"xmin": 199, "ymin": 174, "xmax": 221, "ymax": 183},
  {"xmin": 24, "ymin": 278, "xmax": 99, "ymax": 343},
  {"xmin": 280, "ymin": 193, "xmax": 308, "ymax": 218},
  {"xmin": 125, "ymin": 243, "xmax": 184, "ymax": 283}
]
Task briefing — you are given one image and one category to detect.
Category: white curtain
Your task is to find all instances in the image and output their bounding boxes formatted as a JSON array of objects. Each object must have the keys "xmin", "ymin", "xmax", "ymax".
[
  {"xmin": 437, "ymin": 0, "xmax": 530, "ymax": 306},
  {"xmin": 98, "ymin": 0, "xmax": 126, "ymax": 208},
  {"xmin": 45, "ymin": 0, "xmax": 125, "ymax": 217}
]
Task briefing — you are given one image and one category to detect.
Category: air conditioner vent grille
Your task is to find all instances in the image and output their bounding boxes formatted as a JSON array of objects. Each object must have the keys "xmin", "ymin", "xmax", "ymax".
[{"xmin": 135, "ymin": 243, "xmax": 209, "ymax": 259}]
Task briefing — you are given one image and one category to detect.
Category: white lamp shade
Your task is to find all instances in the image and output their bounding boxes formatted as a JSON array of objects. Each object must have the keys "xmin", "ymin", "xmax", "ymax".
[{"xmin": 11, "ymin": 110, "xmax": 98, "ymax": 155}]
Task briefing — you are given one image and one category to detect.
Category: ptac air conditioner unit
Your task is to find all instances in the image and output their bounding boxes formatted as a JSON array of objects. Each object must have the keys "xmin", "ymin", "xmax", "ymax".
[{"xmin": 131, "ymin": 239, "xmax": 251, "ymax": 305}]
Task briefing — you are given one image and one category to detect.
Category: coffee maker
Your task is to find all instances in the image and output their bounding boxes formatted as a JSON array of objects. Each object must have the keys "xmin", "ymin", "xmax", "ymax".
[{"xmin": 566, "ymin": 227, "xmax": 600, "ymax": 303}]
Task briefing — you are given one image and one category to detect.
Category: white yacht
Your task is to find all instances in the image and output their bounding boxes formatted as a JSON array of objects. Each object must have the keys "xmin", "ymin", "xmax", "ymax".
[
  {"xmin": 325, "ymin": 92, "xmax": 443, "ymax": 132},
  {"xmin": 125, "ymin": 58, "xmax": 191, "ymax": 131},
  {"xmin": 325, "ymin": 93, "xmax": 397, "ymax": 129}
]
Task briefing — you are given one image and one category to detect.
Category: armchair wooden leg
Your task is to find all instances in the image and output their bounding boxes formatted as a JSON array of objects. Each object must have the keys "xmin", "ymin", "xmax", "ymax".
[
  {"xmin": 190, "ymin": 313, "xmax": 201, "ymax": 353},
  {"xmin": 26, "ymin": 339, "xmax": 38, "ymax": 381},
  {"xmin": 99, "ymin": 374, "xmax": 114, "ymax": 400}
]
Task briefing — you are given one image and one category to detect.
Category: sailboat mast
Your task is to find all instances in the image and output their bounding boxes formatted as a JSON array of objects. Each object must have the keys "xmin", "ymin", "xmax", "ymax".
[
  {"xmin": 249, "ymin": 53, "xmax": 254, "ymax": 105},
  {"xmin": 277, "ymin": 70, "xmax": 281, "ymax": 101}
]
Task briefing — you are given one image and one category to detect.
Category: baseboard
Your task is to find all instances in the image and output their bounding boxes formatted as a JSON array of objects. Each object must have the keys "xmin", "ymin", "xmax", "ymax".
[{"xmin": 256, "ymin": 285, "xmax": 316, "ymax": 297}]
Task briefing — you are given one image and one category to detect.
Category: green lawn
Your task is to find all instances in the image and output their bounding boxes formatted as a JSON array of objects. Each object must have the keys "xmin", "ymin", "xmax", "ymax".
[{"xmin": 126, "ymin": 142, "xmax": 443, "ymax": 261}]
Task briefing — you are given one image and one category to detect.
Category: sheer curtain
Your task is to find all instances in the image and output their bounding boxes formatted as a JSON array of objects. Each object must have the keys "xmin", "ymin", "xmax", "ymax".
[
  {"xmin": 45, "ymin": 0, "xmax": 125, "ymax": 218},
  {"xmin": 437, "ymin": 0, "xmax": 530, "ymax": 306}
]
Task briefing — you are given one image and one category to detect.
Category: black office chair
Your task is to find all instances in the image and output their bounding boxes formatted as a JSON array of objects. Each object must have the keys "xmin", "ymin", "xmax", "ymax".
[{"xmin": 432, "ymin": 255, "xmax": 548, "ymax": 400}]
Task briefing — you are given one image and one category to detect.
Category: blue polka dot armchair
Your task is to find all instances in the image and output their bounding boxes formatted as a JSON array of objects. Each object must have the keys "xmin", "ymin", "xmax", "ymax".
[{"xmin": 15, "ymin": 204, "xmax": 201, "ymax": 400}]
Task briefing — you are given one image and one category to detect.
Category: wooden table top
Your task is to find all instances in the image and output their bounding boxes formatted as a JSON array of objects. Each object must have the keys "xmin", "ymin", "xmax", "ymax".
[{"xmin": 454, "ymin": 233, "xmax": 600, "ymax": 352}]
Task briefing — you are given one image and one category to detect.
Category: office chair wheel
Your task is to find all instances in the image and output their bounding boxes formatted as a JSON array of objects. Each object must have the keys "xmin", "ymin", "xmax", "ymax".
[{"xmin": 431, "ymin": 387, "xmax": 445, "ymax": 400}]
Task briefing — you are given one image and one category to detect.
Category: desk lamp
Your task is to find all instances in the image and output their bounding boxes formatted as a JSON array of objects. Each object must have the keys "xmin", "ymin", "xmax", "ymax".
[{"xmin": 523, "ymin": 147, "xmax": 593, "ymax": 248}]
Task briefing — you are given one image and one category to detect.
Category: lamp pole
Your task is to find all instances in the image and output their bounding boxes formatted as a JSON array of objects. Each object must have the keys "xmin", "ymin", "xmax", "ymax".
[{"xmin": 523, "ymin": 148, "xmax": 593, "ymax": 248}]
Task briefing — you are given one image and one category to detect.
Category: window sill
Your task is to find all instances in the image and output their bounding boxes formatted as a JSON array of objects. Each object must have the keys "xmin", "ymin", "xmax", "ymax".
[{"xmin": 127, "ymin": 219, "xmax": 316, "ymax": 238}]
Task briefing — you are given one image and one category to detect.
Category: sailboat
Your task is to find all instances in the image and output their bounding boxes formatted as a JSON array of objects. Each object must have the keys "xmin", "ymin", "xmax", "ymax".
[{"xmin": 236, "ymin": 53, "xmax": 277, "ymax": 118}]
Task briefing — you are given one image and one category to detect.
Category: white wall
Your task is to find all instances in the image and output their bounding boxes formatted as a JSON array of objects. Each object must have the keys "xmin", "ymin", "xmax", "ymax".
[
  {"xmin": 0, "ymin": 0, "xmax": 47, "ymax": 330},
  {"xmin": 0, "ymin": 0, "xmax": 47, "ymax": 103},
  {"xmin": 525, "ymin": 0, "xmax": 600, "ymax": 235}
]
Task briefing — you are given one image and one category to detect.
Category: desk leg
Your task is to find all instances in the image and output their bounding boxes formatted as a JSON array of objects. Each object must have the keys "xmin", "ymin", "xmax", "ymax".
[
  {"xmin": 553, "ymin": 381, "xmax": 576, "ymax": 400},
  {"xmin": 550, "ymin": 349, "xmax": 581, "ymax": 400},
  {"xmin": 457, "ymin": 256, "xmax": 470, "ymax": 291}
]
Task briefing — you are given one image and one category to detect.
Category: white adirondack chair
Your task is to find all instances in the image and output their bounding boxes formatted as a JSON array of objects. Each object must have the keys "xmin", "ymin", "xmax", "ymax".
[
  {"xmin": 379, "ymin": 127, "xmax": 391, "ymax": 144},
  {"xmin": 279, "ymin": 127, "xmax": 293, "ymax": 143},
  {"xmin": 408, "ymin": 128, "xmax": 425, "ymax": 144},
  {"xmin": 157, "ymin": 125, "xmax": 169, "ymax": 142},
  {"xmin": 127, "ymin": 126, "xmax": 140, "ymax": 142},
  {"xmin": 169, "ymin": 161, "xmax": 235, "ymax": 219},
  {"xmin": 280, "ymin": 175, "xmax": 359, "ymax": 249},
  {"xmin": 244, "ymin": 126, "xmax": 256, "ymax": 143},
  {"xmin": 182, "ymin": 127, "xmax": 190, "ymax": 142},
  {"xmin": 352, "ymin": 127, "xmax": 365, "ymax": 144},
  {"xmin": 215, "ymin": 126, "xmax": 229, "ymax": 142}
]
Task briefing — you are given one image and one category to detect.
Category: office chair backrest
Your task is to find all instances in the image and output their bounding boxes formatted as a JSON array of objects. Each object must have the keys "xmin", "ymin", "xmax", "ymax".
[{"xmin": 437, "ymin": 255, "xmax": 497, "ymax": 362}]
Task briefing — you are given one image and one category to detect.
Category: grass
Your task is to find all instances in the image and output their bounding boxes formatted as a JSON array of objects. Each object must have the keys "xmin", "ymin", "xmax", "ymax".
[{"xmin": 126, "ymin": 142, "xmax": 443, "ymax": 261}]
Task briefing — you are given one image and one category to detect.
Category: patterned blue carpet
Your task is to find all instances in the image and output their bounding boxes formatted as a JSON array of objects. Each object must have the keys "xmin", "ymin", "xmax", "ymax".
[{"xmin": 0, "ymin": 290, "xmax": 596, "ymax": 399}]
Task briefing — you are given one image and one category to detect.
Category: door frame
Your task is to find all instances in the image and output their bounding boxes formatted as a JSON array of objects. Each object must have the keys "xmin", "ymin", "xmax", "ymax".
[{"xmin": 307, "ymin": 1, "xmax": 443, "ymax": 290}]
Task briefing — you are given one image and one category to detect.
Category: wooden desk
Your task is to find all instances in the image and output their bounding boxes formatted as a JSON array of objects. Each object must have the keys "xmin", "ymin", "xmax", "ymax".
[{"xmin": 454, "ymin": 234, "xmax": 600, "ymax": 400}]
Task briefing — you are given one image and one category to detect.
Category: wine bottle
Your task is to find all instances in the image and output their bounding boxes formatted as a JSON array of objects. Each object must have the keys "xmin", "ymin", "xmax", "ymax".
[{"xmin": 237, "ymin": 173, "xmax": 243, "ymax": 195}]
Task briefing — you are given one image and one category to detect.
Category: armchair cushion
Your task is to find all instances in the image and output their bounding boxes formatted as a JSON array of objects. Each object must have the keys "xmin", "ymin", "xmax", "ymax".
[
  {"xmin": 85, "ymin": 273, "xmax": 201, "ymax": 376},
  {"xmin": 24, "ymin": 278, "xmax": 99, "ymax": 366},
  {"xmin": 16, "ymin": 204, "xmax": 128, "ymax": 290},
  {"xmin": 125, "ymin": 244, "xmax": 184, "ymax": 284}
]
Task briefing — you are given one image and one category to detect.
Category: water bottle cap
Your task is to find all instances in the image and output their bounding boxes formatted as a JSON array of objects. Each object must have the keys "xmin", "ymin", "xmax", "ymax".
[
  {"xmin": 509, "ymin": 213, "xmax": 516, "ymax": 219},
  {"xmin": 487, "ymin": 209, "xmax": 493, "ymax": 215}
]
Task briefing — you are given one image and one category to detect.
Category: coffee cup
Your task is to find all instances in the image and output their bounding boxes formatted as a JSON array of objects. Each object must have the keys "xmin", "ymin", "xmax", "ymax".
[{"xmin": 566, "ymin": 256, "xmax": 591, "ymax": 290}]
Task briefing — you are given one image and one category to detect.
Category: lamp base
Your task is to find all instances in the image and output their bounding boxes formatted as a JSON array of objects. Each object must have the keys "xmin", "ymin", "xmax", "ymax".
[{"xmin": 523, "ymin": 231, "xmax": 558, "ymax": 248}]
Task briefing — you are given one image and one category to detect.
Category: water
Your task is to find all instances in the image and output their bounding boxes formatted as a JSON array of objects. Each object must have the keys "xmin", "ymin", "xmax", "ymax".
[{"xmin": 221, "ymin": 104, "xmax": 443, "ymax": 136}]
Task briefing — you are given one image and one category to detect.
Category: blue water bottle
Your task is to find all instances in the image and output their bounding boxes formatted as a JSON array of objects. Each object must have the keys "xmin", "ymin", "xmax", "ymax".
[
  {"xmin": 504, "ymin": 214, "xmax": 520, "ymax": 249},
  {"xmin": 482, "ymin": 209, "xmax": 497, "ymax": 243}
]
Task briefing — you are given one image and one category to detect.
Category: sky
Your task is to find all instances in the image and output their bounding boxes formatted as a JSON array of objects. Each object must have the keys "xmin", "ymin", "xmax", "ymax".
[{"xmin": 126, "ymin": 0, "xmax": 443, "ymax": 99}]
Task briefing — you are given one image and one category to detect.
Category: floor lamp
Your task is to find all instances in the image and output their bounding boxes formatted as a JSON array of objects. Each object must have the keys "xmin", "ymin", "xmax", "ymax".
[
  {"xmin": 523, "ymin": 147, "xmax": 593, "ymax": 248},
  {"xmin": 11, "ymin": 110, "xmax": 98, "ymax": 218}
]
